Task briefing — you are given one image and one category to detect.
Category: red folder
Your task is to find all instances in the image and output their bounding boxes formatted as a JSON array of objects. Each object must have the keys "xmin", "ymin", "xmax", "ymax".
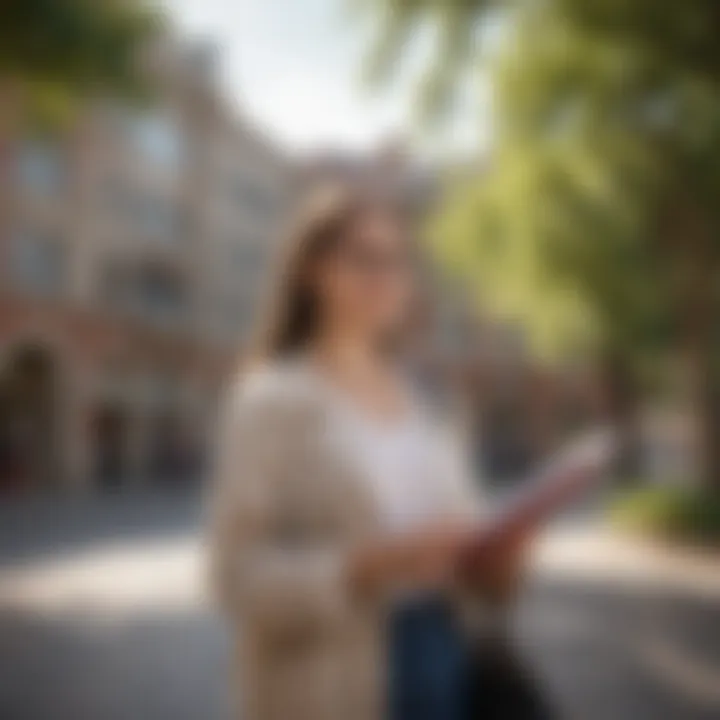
[{"xmin": 459, "ymin": 431, "xmax": 615, "ymax": 573}]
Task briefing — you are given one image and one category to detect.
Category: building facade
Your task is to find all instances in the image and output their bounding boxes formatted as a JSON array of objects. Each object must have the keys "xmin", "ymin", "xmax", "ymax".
[{"xmin": 0, "ymin": 42, "xmax": 292, "ymax": 494}]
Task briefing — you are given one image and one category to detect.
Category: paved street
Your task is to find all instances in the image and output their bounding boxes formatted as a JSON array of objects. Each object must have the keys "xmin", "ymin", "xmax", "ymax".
[{"xmin": 0, "ymin": 494, "xmax": 718, "ymax": 720}]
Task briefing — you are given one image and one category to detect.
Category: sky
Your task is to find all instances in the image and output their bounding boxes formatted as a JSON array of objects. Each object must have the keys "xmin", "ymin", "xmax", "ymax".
[{"xmin": 167, "ymin": 0, "xmax": 489, "ymax": 158}]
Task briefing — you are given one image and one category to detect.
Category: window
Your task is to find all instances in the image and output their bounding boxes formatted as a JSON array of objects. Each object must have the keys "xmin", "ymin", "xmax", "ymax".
[
  {"xmin": 134, "ymin": 266, "xmax": 187, "ymax": 322},
  {"xmin": 16, "ymin": 141, "xmax": 64, "ymax": 196},
  {"xmin": 125, "ymin": 112, "xmax": 184, "ymax": 171},
  {"xmin": 104, "ymin": 182, "xmax": 183, "ymax": 245},
  {"xmin": 11, "ymin": 231, "xmax": 65, "ymax": 294},
  {"xmin": 100, "ymin": 262, "xmax": 188, "ymax": 324}
]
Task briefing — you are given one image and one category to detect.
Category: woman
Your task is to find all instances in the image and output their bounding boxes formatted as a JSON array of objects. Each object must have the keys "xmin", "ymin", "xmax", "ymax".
[{"xmin": 209, "ymin": 188, "xmax": 545, "ymax": 720}]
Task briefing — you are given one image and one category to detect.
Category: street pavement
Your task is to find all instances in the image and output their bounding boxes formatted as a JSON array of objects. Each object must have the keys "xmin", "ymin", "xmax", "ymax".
[{"xmin": 0, "ymin": 493, "xmax": 718, "ymax": 720}]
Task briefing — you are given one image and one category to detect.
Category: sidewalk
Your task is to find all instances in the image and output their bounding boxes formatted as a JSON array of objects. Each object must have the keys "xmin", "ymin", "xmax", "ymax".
[
  {"xmin": 534, "ymin": 523, "xmax": 720, "ymax": 599},
  {"xmin": 1, "ymin": 512, "xmax": 718, "ymax": 615},
  {"xmin": 0, "ymin": 502, "xmax": 717, "ymax": 720}
]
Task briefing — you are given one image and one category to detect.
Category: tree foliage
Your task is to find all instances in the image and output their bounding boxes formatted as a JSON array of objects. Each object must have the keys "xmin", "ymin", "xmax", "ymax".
[
  {"xmin": 0, "ymin": 0, "xmax": 164, "ymax": 123},
  {"xmin": 361, "ymin": 0, "xmax": 720, "ymax": 362},
  {"xmin": 360, "ymin": 0, "xmax": 720, "ymax": 486}
]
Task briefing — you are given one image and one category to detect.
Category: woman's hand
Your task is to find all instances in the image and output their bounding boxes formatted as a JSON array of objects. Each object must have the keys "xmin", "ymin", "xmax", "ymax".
[
  {"xmin": 403, "ymin": 521, "xmax": 476, "ymax": 589},
  {"xmin": 456, "ymin": 531, "xmax": 528, "ymax": 606},
  {"xmin": 346, "ymin": 521, "xmax": 474, "ymax": 598}
]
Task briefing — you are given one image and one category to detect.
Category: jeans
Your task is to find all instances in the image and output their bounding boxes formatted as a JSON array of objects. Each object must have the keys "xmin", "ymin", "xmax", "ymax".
[
  {"xmin": 388, "ymin": 595, "xmax": 554, "ymax": 720},
  {"xmin": 388, "ymin": 596, "xmax": 470, "ymax": 720}
]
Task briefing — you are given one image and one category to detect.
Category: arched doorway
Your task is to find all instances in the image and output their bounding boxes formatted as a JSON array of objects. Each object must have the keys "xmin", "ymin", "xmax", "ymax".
[
  {"xmin": 92, "ymin": 403, "xmax": 130, "ymax": 491},
  {"xmin": 0, "ymin": 345, "xmax": 59, "ymax": 494},
  {"xmin": 147, "ymin": 411, "xmax": 200, "ymax": 486}
]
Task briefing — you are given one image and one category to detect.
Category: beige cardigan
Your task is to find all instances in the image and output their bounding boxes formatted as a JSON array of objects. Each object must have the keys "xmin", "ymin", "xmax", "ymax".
[{"xmin": 209, "ymin": 362, "xmax": 478, "ymax": 720}]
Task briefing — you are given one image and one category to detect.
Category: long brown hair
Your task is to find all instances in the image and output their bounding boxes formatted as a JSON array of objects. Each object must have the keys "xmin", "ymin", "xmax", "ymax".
[{"xmin": 251, "ymin": 185, "xmax": 397, "ymax": 362}]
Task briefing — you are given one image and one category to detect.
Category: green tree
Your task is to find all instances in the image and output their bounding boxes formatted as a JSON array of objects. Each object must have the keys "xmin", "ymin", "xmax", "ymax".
[
  {"xmin": 0, "ymin": 0, "xmax": 164, "ymax": 122},
  {"xmin": 360, "ymin": 0, "xmax": 720, "ymax": 489}
]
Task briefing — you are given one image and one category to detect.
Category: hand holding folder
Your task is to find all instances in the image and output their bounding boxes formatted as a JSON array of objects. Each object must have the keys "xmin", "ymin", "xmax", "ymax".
[{"xmin": 457, "ymin": 430, "xmax": 616, "ymax": 592}]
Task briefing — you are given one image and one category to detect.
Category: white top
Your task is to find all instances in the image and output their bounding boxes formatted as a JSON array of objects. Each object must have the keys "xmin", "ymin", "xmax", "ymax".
[{"xmin": 315, "ymin": 370, "xmax": 481, "ymax": 534}]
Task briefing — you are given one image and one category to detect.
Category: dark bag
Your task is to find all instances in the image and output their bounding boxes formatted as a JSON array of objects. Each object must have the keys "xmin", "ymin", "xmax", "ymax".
[{"xmin": 467, "ymin": 635, "xmax": 556, "ymax": 720}]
